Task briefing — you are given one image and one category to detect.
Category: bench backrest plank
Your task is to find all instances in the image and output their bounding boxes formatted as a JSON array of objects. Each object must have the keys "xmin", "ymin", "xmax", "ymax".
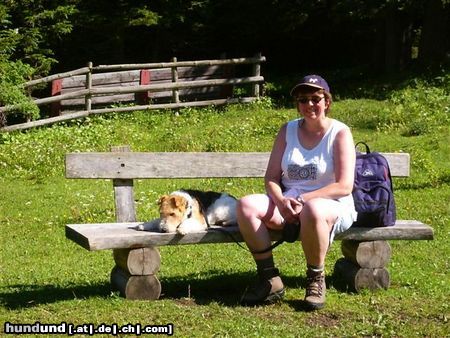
[{"xmin": 65, "ymin": 152, "xmax": 410, "ymax": 179}]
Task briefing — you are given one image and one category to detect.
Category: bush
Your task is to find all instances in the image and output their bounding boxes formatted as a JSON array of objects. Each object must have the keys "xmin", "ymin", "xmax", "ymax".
[
  {"xmin": 332, "ymin": 99, "xmax": 392, "ymax": 130},
  {"xmin": 0, "ymin": 60, "xmax": 40, "ymax": 124},
  {"xmin": 334, "ymin": 74, "xmax": 450, "ymax": 136},
  {"xmin": 386, "ymin": 80, "xmax": 449, "ymax": 136}
]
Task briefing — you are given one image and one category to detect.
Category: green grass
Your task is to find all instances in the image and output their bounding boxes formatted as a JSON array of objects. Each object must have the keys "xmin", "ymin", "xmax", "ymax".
[{"xmin": 1, "ymin": 87, "xmax": 449, "ymax": 337}]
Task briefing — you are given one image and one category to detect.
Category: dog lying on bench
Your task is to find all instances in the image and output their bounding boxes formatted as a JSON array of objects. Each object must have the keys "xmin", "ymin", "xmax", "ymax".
[{"xmin": 137, "ymin": 189, "xmax": 237, "ymax": 235}]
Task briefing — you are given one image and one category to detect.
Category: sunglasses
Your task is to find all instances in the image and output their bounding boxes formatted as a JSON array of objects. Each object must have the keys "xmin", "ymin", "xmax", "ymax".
[{"xmin": 295, "ymin": 96, "xmax": 325, "ymax": 104}]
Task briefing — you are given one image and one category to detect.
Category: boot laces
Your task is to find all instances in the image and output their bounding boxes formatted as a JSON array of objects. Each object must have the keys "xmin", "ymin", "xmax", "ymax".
[{"xmin": 306, "ymin": 273, "xmax": 324, "ymax": 297}]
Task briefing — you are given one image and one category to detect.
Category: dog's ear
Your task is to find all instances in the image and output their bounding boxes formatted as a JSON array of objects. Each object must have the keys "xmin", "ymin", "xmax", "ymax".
[
  {"xmin": 172, "ymin": 196, "xmax": 186, "ymax": 209},
  {"xmin": 158, "ymin": 195, "xmax": 169, "ymax": 206}
]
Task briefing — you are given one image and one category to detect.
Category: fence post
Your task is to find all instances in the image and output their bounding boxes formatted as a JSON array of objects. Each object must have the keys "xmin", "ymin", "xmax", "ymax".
[
  {"xmin": 252, "ymin": 52, "xmax": 261, "ymax": 98},
  {"xmin": 171, "ymin": 57, "xmax": 180, "ymax": 104},
  {"xmin": 85, "ymin": 62, "xmax": 93, "ymax": 111},
  {"xmin": 220, "ymin": 53, "xmax": 234, "ymax": 98}
]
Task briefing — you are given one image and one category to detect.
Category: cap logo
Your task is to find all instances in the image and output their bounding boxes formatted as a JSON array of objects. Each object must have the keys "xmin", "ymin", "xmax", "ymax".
[{"xmin": 309, "ymin": 78, "xmax": 318, "ymax": 83}]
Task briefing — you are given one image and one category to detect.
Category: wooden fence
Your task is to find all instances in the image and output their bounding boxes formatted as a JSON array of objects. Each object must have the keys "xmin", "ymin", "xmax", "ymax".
[{"xmin": 0, "ymin": 54, "xmax": 265, "ymax": 132}]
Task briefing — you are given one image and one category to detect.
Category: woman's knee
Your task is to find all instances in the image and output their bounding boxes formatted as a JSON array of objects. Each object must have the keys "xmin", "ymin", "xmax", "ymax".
[
  {"xmin": 300, "ymin": 198, "xmax": 323, "ymax": 224},
  {"xmin": 300, "ymin": 198, "xmax": 331, "ymax": 228},
  {"xmin": 237, "ymin": 194, "xmax": 277, "ymax": 228},
  {"xmin": 301, "ymin": 199, "xmax": 340, "ymax": 238},
  {"xmin": 237, "ymin": 194, "xmax": 264, "ymax": 226},
  {"xmin": 237, "ymin": 195, "xmax": 257, "ymax": 218}
]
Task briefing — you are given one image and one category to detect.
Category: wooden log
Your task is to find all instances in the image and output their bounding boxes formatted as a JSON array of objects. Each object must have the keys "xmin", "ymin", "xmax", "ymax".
[
  {"xmin": 148, "ymin": 66, "xmax": 223, "ymax": 82},
  {"xmin": 62, "ymin": 70, "xmax": 141, "ymax": 88},
  {"xmin": 334, "ymin": 258, "xmax": 390, "ymax": 292},
  {"xmin": 61, "ymin": 93, "xmax": 135, "ymax": 107},
  {"xmin": 0, "ymin": 75, "xmax": 264, "ymax": 112},
  {"xmin": 22, "ymin": 55, "xmax": 265, "ymax": 88},
  {"xmin": 94, "ymin": 55, "xmax": 266, "ymax": 72},
  {"xmin": 1, "ymin": 97, "xmax": 257, "ymax": 132},
  {"xmin": 24, "ymin": 66, "xmax": 90, "ymax": 88},
  {"xmin": 341, "ymin": 240, "xmax": 391, "ymax": 268},
  {"xmin": 85, "ymin": 62, "xmax": 93, "ymax": 111},
  {"xmin": 252, "ymin": 52, "xmax": 261, "ymax": 97},
  {"xmin": 110, "ymin": 266, "xmax": 161, "ymax": 300},
  {"xmin": 113, "ymin": 247, "xmax": 161, "ymax": 275},
  {"xmin": 171, "ymin": 57, "xmax": 180, "ymax": 104}
]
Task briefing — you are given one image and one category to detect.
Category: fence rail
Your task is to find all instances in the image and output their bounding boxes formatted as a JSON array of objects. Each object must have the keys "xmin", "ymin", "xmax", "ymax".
[{"xmin": 1, "ymin": 54, "xmax": 265, "ymax": 132}]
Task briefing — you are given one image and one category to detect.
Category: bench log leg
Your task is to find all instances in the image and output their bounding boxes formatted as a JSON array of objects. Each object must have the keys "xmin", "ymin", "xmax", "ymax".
[
  {"xmin": 334, "ymin": 240, "xmax": 391, "ymax": 292},
  {"xmin": 111, "ymin": 247, "xmax": 161, "ymax": 300}
]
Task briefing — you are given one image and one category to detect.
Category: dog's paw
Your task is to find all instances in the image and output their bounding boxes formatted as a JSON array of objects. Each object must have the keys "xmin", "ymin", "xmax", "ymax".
[
  {"xmin": 176, "ymin": 218, "xmax": 207, "ymax": 235},
  {"xmin": 176, "ymin": 227, "xmax": 188, "ymax": 236}
]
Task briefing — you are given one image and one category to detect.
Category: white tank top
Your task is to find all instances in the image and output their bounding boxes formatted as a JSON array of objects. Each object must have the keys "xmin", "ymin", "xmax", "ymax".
[{"xmin": 281, "ymin": 118, "xmax": 356, "ymax": 212}]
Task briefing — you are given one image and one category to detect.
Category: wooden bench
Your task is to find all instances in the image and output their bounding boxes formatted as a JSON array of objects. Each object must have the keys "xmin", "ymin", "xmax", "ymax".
[{"xmin": 65, "ymin": 147, "xmax": 433, "ymax": 300}]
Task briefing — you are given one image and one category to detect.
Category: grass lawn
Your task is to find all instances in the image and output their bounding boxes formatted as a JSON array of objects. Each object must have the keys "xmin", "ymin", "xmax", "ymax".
[{"xmin": 1, "ymin": 96, "xmax": 449, "ymax": 337}]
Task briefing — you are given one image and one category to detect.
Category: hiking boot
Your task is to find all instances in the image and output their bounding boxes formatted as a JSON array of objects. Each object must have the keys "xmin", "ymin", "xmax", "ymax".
[
  {"xmin": 304, "ymin": 269, "xmax": 326, "ymax": 310},
  {"xmin": 241, "ymin": 269, "xmax": 285, "ymax": 306}
]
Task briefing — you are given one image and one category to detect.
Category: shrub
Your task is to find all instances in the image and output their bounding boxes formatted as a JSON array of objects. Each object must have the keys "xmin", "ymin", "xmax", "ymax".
[
  {"xmin": 0, "ymin": 60, "xmax": 40, "ymax": 124},
  {"xmin": 332, "ymin": 99, "xmax": 392, "ymax": 131},
  {"xmin": 381, "ymin": 75, "xmax": 450, "ymax": 136}
]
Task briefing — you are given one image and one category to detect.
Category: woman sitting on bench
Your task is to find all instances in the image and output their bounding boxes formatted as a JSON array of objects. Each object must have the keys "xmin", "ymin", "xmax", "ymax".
[{"xmin": 237, "ymin": 75, "xmax": 357, "ymax": 310}]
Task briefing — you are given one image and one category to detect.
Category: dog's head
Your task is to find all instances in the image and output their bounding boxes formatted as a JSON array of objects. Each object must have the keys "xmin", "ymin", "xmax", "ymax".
[{"xmin": 158, "ymin": 194, "xmax": 192, "ymax": 233}]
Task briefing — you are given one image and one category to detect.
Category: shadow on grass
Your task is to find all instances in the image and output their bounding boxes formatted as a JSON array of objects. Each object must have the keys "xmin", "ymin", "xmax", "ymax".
[
  {"xmin": 0, "ymin": 282, "xmax": 112, "ymax": 310},
  {"xmin": 158, "ymin": 270, "xmax": 332, "ymax": 307},
  {"xmin": 159, "ymin": 270, "xmax": 254, "ymax": 306},
  {"xmin": 1, "ymin": 271, "xmax": 346, "ymax": 310}
]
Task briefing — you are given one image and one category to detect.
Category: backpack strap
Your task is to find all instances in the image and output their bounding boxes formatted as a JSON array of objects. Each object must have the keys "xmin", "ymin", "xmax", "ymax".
[
  {"xmin": 248, "ymin": 222, "xmax": 301, "ymax": 254},
  {"xmin": 355, "ymin": 141, "xmax": 371, "ymax": 153}
]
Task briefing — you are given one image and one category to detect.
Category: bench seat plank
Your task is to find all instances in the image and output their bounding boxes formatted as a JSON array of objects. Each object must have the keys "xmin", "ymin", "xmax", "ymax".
[{"xmin": 66, "ymin": 221, "xmax": 433, "ymax": 251}]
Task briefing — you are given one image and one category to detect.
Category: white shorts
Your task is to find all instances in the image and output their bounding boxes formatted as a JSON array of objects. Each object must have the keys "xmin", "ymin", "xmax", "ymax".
[{"xmin": 283, "ymin": 188, "xmax": 355, "ymax": 244}]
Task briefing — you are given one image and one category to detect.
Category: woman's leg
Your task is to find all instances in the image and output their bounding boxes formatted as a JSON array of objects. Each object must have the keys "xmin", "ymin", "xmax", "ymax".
[
  {"xmin": 236, "ymin": 194, "xmax": 285, "ymax": 305},
  {"xmin": 237, "ymin": 193, "xmax": 283, "ymax": 259},
  {"xmin": 300, "ymin": 198, "xmax": 338, "ymax": 266},
  {"xmin": 299, "ymin": 198, "xmax": 341, "ymax": 310}
]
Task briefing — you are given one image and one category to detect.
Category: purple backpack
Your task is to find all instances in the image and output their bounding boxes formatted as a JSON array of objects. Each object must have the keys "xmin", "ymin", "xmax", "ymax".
[{"xmin": 352, "ymin": 142, "xmax": 396, "ymax": 227}]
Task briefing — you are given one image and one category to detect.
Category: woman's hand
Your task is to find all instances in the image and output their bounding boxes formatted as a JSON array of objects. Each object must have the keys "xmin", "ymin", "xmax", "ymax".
[{"xmin": 278, "ymin": 197, "xmax": 303, "ymax": 224}]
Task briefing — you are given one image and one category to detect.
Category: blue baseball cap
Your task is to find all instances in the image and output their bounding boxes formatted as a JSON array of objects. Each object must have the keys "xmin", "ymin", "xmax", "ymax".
[{"xmin": 290, "ymin": 75, "xmax": 330, "ymax": 96}]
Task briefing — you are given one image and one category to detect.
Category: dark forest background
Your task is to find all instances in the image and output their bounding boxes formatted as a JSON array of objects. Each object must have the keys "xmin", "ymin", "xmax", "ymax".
[
  {"xmin": 2, "ymin": 0, "xmax": 449, "ymax": 74},
  {"xmin": 0, "ymin": 0, "xmax": 449, "ymax": 117}
]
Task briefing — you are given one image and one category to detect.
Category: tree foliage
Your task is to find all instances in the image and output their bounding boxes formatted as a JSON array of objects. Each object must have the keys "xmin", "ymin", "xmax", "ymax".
[
  {"xmin": 0, "ymin": 0, "xmax": 78, "ymax": 123},
  {"xmin": 2, "ymin": 0, "xmax": 448, "ymax": 76},
  {"xmin": 0, "ymin": 0, "xmax": 448, "ymax": 125},
  {"xmin": 0, "ymin": 60, "xmax": 38, "ymax": 124}
]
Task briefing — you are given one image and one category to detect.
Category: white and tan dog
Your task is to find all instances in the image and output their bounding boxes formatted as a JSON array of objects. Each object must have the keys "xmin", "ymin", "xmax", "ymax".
[{"xmin": 138, "ymin": 189, "xmax": 237, "ymax": 235}]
